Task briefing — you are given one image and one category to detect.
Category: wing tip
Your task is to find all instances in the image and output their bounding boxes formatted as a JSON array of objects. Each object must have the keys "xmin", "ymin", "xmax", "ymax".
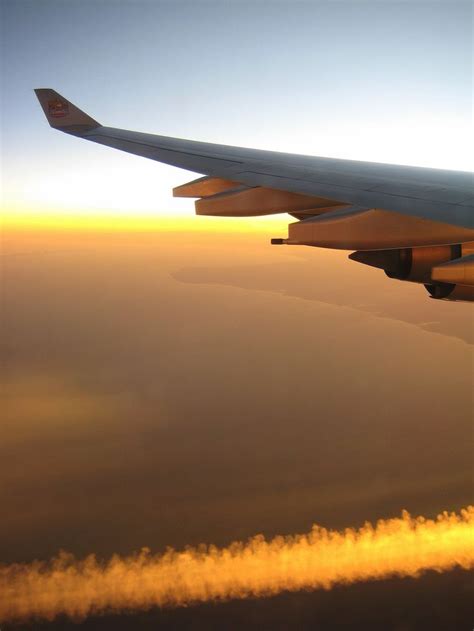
[{"xmin": 34, "ymin": 88, "xmax": 101, "ymax": 132}]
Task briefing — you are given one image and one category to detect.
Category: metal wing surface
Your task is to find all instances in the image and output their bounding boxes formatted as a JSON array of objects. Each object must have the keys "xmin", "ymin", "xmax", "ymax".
[
  {"xmin": 35, "ymin": 89, "xmax": 473, "ymax": 229},
  {"xmin": 34, "ymin": 89, "xmax": 474, "ymax": 301}
]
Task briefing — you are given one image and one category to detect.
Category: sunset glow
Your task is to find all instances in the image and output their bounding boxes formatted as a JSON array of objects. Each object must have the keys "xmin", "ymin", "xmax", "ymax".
[{"xmin": 1, "ymin": 207, "xmax": 289, "ymax": 234}]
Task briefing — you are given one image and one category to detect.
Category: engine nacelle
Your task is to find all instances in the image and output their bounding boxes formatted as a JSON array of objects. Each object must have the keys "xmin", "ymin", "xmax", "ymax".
[
  {"xmin": 424, "ymin": 283, "xmax": 474, "ymax": 301},
  {"xmin": 350, "ymin": 245, "xmax": 462, "ymax": 284},
  {"xmin": 349, "ymin": 243, "xmax": 474, "ymax": 301},
  {"xmin": 386, "ymin": 245, "xmax": 463, "ymax": 283}
]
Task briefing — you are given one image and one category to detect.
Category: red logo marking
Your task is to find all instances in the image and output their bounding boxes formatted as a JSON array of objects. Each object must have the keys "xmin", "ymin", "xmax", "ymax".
[{"xmin": 48, "ymin": 99, "xmax": 69, "ymax": 118}]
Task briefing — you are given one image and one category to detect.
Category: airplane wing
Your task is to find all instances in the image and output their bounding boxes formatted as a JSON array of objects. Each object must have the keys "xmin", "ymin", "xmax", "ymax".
[{"xmin": 34, "ymin": 89, "xmax": 474, "ymax": 301}]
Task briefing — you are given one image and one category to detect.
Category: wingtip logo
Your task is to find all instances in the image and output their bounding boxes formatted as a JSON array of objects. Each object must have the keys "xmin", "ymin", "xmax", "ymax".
[{"xmin": 48, "ymin": 99, "xmax": 69, "ymax": 118}]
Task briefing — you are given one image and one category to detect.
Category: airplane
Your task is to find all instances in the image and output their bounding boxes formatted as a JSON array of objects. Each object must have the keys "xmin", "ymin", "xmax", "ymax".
[{"xmin": 35, "ymin": 89, "xmax": 474, "ymax": 302}]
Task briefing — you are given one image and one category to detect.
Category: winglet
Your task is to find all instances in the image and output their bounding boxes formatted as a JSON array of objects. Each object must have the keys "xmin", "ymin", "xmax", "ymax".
[{"xmin": 34, "ymin": 88, "xmax": 101, "ymax": 133}]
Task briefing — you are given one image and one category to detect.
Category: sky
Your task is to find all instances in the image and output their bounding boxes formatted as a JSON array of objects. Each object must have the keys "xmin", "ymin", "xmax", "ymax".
[{"xmin": 1, "ymin": 0, "xmax": 473, "ymax": 223}]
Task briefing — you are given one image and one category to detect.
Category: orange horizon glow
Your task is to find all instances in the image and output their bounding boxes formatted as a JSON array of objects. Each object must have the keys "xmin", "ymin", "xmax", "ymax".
[
  {"xmin": 1, "ymin": 205, "xmax": 290, "ymax": 233},
  {"xmin": 1, "ymin": 506, "xmax": 473, "ymax": 623}
]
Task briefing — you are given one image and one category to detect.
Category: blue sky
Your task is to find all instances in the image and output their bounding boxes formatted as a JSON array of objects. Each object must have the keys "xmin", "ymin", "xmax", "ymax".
[{"xmin": 1, "ymin": 0, "xmax": 472, "ymax": 218}]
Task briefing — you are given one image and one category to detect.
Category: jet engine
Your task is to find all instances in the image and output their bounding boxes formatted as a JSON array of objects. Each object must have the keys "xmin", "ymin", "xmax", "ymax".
[{"xmin": 349, "ymin": 243, "xmax": 474, "ymax": 301}]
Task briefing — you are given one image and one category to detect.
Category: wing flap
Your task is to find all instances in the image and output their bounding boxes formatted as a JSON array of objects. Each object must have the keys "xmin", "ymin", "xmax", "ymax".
[
  {"xmin": 286, "ymin": 207, "xmax": 474, "ymax": 250},
  {"xmin": 173, "ymin": 177, "xmax": 248, "ymax": 198},
  {"xmin": 194, "ymin": 186, "xmax": 341, "ymax": 217}
]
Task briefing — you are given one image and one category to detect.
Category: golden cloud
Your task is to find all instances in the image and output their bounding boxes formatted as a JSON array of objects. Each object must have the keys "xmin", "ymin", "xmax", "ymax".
[{"xmin": 1, "ymin": 506, "xmax": 473, "ymax": 623}]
